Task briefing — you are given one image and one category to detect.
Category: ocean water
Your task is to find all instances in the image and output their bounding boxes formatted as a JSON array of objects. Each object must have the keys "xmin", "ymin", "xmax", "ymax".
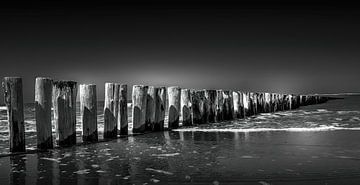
[
  {"xmin": 0, "ymin": 96, "xmax": 360, "ymax": 154},
  {"xmin": 0, "ymin": 95, "xmax": 360, "ymax": 184}
]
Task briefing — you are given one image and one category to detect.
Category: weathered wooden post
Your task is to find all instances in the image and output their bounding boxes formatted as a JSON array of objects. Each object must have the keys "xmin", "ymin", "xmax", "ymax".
[
  {"xmin": 238, "ymin": 91, "xmax": 245, "ymax": 118},
  {"xmin": 199, "ymin": 90, "xmax": 207, "ymax": 124},
  {"xmin": 53, "ymin": 80, "xmax": 77, "ymax": 146},
  {"xmin": 181, "ymin": 89, "xmax": 192, "ymax": 126},
  {"xmin": 215, "ymin": 90, "xmax": 224, "ymax": 122},
  {"xmin": 114, "ymin": 83, "xmax": 120, "ymax": 132},
  {"xmin": 104, "ymin": 83, "xmax": 118, "ymax": 138},
  {"xmin": 154, "ymin": 87, "xmax": 166, "ymax": 131},
  {"xmin": 191, "ymin": 90, "xmax": 201, "ymax": 124},
  {"xmin": 242, "ymin": 92, "xmax": 249, "ymax": 117},
  {"xmin": 289, "ymin": 94, "xmax": 293, "ymax": 110},
  {"xmin": 79, "ymin": 84, "xmax": 98, "ymax": 142},
  {"xmin": 35, "ymin": 77, "xmax": 53, "ymax": 149},
  {"xmin": 265, "ymin": 93, "xmax": 271, "ymax": 113},
  {"xmin": 118, "ymin": 84, "xmax": 128, "ymax": 135},
  {"xmin": 233, "ymin": 91, "xmax": 241, "ymax": 118},
  {"xmin": 3, "ymin": 77, "xmax": 25, "ymax": 152},
  {"xmin": 222, "ymin": 90, "xmax": 234, "ymax": 120},
  {"xmin": 146, "ymin": 86, "xmax": 156, "ymax": 131},
  {"xmin": 248, "ymin": 92, "xmax": 255, "ymax": 116},
  {"xmin": 167, "ymin": 86, "xmax": 181, "ymax": 129},
  {"xmin": 132, "ymin": 85, "xmax": 148, "ymax": 133},
  {"xmin": 204, "ymin": 89, "xmax": 216, "ymax": 123}
]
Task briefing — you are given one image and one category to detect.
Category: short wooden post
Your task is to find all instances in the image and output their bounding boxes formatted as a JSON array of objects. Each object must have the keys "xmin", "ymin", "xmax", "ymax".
[
  {"xmin": 199, "ymin": 90, "xmax": 207, "ymax": 124},
  {"xmin": 264, "ymin": 93, "xmax": 271, "ymax": 113},
  {"xmin": 204, "ymin": 90, "xmax": 216, "ymax": 123},
  {"xmin": 79, "ymin": 84, "xmax": 98, "ymax": 142},
  {"xmin": 191, "ymin": 89, "xmax": 201, "ymax": 124},
  {"xmin": 3, "ymin": 77, "xmax": 25, "ymax": 152},
  {"xmin": 215, "ymin": 90, "xmax": 224, "ymax": 121},
  {"xmin": 104, "ymin": 83, "xmax": 118, "ymax": 138},
  {"xmin": 53, "ymin": 80, "xmax": 77, "ymax": 146},
  {"xmin": 167, "ymin": 86, "xmax": 181, "ymax": 129},
  {"xmin": 132, "ymin": 85, "xmax": 148, "ymax": 133},
  {"xmin": 146, "ymin": 86, "xmax": 156, "ymax": 131},
  {"xmin": 238, "ymin": 91, "xmax": 245, "ymax": 118},
  {"xmin": 233, "ymin": 91, "xmax": 241, "ymax": 118},
  {"xmin": 181, "ymin": 89, "xmax": 192, "ymax": 126},
  {"xmin": 118, "ymin": 84, "xmax": 128, "ymax": 135},
  {"xmin": 154, "ymin": 87, "xmax": 166, "ymax": 131},
  {"xmin": 222, "ymin": 90, "xmax": 233, "ymax": 120},
  {"xmin": 289, "ymin": 94, "xmax": 293, "ymax": 110},
  {"xmin": 242, "ymin": 92, "xmax": 249, "ymax": 117},
  {"xmin": 35, "ymin": 77, "xmax": 53, "ymax": 149}
]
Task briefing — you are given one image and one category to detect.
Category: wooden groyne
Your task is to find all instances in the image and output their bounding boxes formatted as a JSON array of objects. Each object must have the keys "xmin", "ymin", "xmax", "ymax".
[{"xmin": 1, "ymin": 77, "xmax": 330, "ymax": 154}]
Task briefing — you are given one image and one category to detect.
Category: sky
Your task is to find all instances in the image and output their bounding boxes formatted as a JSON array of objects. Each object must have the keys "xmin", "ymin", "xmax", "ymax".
[{"xmin": 1, "ymin": 1, "xmax": 360, "ymax": 103}]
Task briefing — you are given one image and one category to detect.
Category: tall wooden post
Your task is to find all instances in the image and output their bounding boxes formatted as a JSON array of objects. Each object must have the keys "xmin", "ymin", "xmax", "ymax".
[
  {"xmin": 181, "ymin": 89, "xmax": 192, "ymax": 126},
  {"xmin": 3, "ymin": 77, "xmax": 25, "ymax": 152},
  {"xmin": 53, "ymin": 80, "xmax": 77, "ymax": 146},
  {"xmin": 204, "ymin": 90, "xmax": 216, "ymax": 123},
  {"xmin": 167, "ymin": 86, "xmax": 181, "ymax": 129},
  {"xmin": 154, "ymin": 87, "xmax": 166, "ymax": 131},
  {"xmin": 35, "ymin": 77, "xmax": 53, "ymax": 149},
  {"xmin": 146, "ymin": 86, "xmax": 156, "ymax": 131},
  {"xmin": 118, "ymin": 84, "xmax": 128, "ymax": 135},
  {"xmin": 215, "ymin": 90, "xmax": 224, "ymax": 122},
  {"xmin": 79, "ymin": 84, "xmax": 98, "ymax": 142},
  {"xmin": 104, "ymin": 83, "xmax": 118, "ymax": 138},
  {"xmin": 132, "ymin": 85, "xmax": 148, "ymax": 133}
]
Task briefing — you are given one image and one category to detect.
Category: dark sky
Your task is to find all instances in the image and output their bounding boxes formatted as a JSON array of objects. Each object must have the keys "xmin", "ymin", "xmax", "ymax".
[{"xmin": 1, "ymin": 1, "xmax": 360, "ymax": 103}]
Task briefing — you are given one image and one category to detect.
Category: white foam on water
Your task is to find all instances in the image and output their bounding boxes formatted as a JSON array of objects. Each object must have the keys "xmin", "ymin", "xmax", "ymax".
[
  {"xmin": 173, "ymin": 126, "xmax": 360, "ymax": 132},
  {"xmin": 145, "ymin": 168, "xmax": 173, "ymax": 175},
  {"xmin": 151, "ymin": 153, "xmax": 180, "ymax": 157}
]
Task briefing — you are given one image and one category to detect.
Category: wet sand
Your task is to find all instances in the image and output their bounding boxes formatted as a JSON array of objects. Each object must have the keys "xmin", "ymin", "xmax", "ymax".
[{"xmin": 1, "ymin": 130, "xmax": 360, "ymax": 185}]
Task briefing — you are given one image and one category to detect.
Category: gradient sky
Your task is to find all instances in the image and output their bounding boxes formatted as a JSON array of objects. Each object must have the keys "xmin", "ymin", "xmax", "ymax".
[{"xmin": 1, "ymin": 1, "xmax": 360, "ymax": 103}]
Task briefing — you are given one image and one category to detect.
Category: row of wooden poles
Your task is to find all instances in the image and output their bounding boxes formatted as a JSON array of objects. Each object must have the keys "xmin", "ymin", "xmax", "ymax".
[{"xmin": 3, "ymin": 77, "xmax": 328, "ymax": 153}]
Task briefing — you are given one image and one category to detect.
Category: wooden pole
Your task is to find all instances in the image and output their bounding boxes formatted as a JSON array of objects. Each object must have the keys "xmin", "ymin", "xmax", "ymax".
[
  {"xmin": 215, "ymin": 90, "xmax": 225, "ymax": 121},
  {"xmin": 104, "ymin": 83, "xmax": 118, "ymax": 138},
  {"xmin": 146, "ymin": 86, "xmax": 156, "ymax": 131},
  {"xmin": 204, "ymin": 90, "xmax": 216, "ymax": 123},
  {"xmin": 289, "ymin": 94, "xmax": 293, "ymax": 110},
  {"xmin": 238, "ymin": 91, "xmax": 245, "ymax": 118},
  {"xmin": 3, "ymin": 77, "xmax": 25, "ymax": 152},
  {"xmin": 242, "ymin": 92, "xmax": 249, "ymax": 117},
  {"xmin": 154, "ymin": 87, "xmax": 166, "ymax": 131},
  {"xmin": 199, "ymin": 90, "xmax": 207, "ymax": 124},
  {"xmin": 181, "ymin": 89, "xmax": 192, "ymax": 126},
  {"xmin": 79, "ymin": 84, "xmax": 98, "ymax": 142},
  {"xmin": 53, "ymin": 80, "xmax": 77, "ymax": 146},
  {"xmin": 264, "ymin": 92, "xmax": 271, "ymax": 113},
  {"xmin": 113, "ymin": 83, "xmax": 120, "ymax": 132},
  {"xmin": 35, "ymin": 77, "xmax": 53, "ymax": 149},
  {"xmin": 132, "ymin": 85, "xmax": 148, "ymax": 133},
  {"xmin": 118, "ymin": 84, "xmax": 128, "ymax": 135},
  {"xmin": 223, "ymin": 90, "xmax": 233, "ymax": 120},
  {"xmin": 232, "ymin": 91, "xmax": 241, "ymax": 118},
  {"xmin": 191, "ymin": 89, "xmax": 201, "ymax": 124},
  {"xmin": 167, "ymin": 86, "xmax": 181, "ymax": 129}
]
